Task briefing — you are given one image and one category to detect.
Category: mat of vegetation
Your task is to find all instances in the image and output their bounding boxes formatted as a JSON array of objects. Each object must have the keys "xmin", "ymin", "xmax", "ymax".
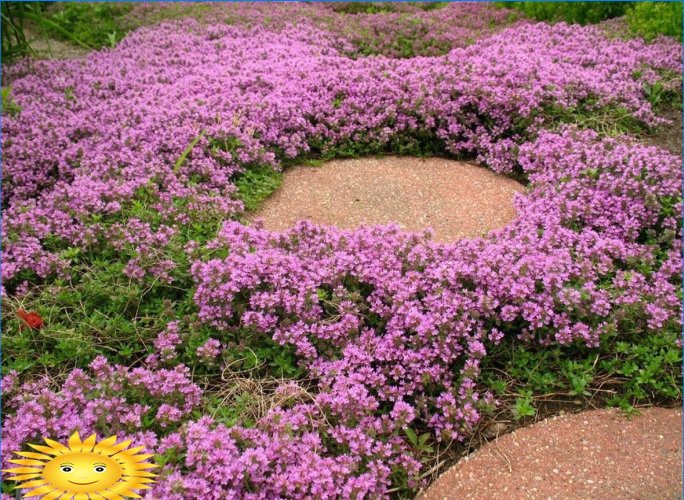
[
  {"xmin": 4, "ymin": 1, "xmax": 677, "ymax": 60},
  {"xmin": 1, "ymin": 4, "xmax": 682, "ymax": 499}
]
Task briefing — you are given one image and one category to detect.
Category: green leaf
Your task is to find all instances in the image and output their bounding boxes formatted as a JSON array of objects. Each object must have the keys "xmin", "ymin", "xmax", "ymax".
[{"xmin": 405, "ymin": 427, "xmax": 418, "ymax": 446}]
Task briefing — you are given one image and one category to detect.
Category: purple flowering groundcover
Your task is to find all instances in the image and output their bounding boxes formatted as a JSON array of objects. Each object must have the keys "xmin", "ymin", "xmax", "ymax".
[{"xmin": 1, "ymin": 3, "xmax": 682, "ymax": 499}]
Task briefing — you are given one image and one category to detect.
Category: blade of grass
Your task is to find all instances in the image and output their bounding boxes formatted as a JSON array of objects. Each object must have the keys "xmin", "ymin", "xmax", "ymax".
[
  {"xmin": 174, "ymin": 130, "xmax": 206, "ymax": 174},
  {"xmin": 32, "ymin": 5, "xmax": 53, "ymax": 58}
]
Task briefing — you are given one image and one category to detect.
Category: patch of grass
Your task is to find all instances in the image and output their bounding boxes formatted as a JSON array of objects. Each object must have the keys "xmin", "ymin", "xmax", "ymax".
[
  {"xmin": 302, "ymin": 129, "xmax": 448, "ymax": 163},
  {"xmin": 643, "ymin": 70, "xmax": 683, "ymax": 112},
  {"xmin": 2, "ymin": 262, "xmax": 174, "ymax": 373},
  {"xmin": 500, "ymin": 1, "xmax": 681, "ymax": 41},
  {"xmin": 418, "ymin": 2, "xmax": 449, "ymax": 12},
  {"xmin": 234, "ymin": 165, "xmax": 283, "ymax": 212},
  {"xmin": 329, "ymin": 3, "xmax": 398, "ymax": 15},
  {"xmin": 545, "ymin": 102, "xmax": 648, "ymax": 136},
  {"xmin": 481, "ymin": 321, "xmax": 682, "ymax": 421},
  {"xmin": 2, "ymin": 86, "xmax": 21, "ymax": 116},
  {"xmin": 498, "ymin": 2, "xmax": 629, "ymax": 25},
  {"xmin": 627, "ymin": 2, "xmax": 682, "ymax": 41},
  {"xmin": 45, "ymin": 2, "xmax": 134, "ymax": 48}
]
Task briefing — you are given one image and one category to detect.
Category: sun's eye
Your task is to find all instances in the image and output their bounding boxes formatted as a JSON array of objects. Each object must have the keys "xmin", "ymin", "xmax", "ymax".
[
  {"xmin": 60, "ymin": 466, "xmax": 73, "ymax": 473},
  {"xmin": 94, "ymin": 465, "xmax": 107, "ymax": 473}
]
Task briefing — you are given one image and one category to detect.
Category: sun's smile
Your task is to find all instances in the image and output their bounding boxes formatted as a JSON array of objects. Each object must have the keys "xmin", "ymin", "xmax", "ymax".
[{"xmin": 3, "ymin": 431, "xmax": 157, "ymax": 498}]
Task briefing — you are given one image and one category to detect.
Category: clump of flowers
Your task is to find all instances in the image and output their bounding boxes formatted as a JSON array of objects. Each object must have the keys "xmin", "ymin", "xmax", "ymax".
[
  {"xmin": 1, "ymin": 356, "xmax": 201, "ymax": 471},
  {"xmin": 195, "ymin": 338, "xmax": 222, "ymax": 363},
  {"xmin": 152, "ymin": 321, "xmax": 183, "ymax": 363}
]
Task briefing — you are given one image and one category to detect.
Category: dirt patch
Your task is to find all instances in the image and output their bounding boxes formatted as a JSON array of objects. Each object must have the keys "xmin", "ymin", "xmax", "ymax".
[
  {"xmin": 23, "ymin": 26, "xmax": 91, "ymax": 60},
  {"xmin": 422, "ymin": 407, "xmax": 682, "ymax": 499},
  {"xmin": 250, "ymin": 156, "xmax": 524, "ymax": 242},
  {"xmin": 639, "ymin": 107, "xmax": 683, "ymax": 155}
]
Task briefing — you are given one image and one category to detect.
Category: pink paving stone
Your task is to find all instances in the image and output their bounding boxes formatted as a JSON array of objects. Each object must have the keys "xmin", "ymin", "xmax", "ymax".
[
  {"xmin": 251, "ymin": 156, "xmax": 524, "ymax": 242},
  {"xmin": 422, "ymin": 407, "xmax": 682, "ymax": 500}
]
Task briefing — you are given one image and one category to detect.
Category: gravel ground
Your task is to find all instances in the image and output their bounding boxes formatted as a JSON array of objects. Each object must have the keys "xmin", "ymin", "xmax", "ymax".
[
  {"xmin": 24, "ymin": 26, "xmax": 90, "ymax": 60},
  {"xmin": 422, "ymin": 407, "xmax": 683, "ymax": 500},
  {"xmin": 251, "ymin": 156, "xmax": 524, "ymax": 242}
]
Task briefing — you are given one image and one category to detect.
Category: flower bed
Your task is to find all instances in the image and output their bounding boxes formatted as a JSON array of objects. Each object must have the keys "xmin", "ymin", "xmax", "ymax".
[{"xmin": 2, "ymin": 5, "xmax": 682, "ymax": 498}]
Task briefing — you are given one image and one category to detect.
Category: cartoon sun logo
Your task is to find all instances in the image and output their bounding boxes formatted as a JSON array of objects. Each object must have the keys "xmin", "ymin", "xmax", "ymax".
[{"xmin": 2, "ymin": 431, "xmax": 157, "ymax": 499}]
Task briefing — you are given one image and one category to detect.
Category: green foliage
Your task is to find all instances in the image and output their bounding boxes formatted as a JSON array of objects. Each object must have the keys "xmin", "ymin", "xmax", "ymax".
[
  {"xmin": 513, "ymin": 389, "xmax": 536, "ymax": 419},
  {"xmin": 303, "ymin": 129, "xmax": 446, "ymax": 163},
  {"xmin": 45, "ymin": 2, "xmax": 133, "ymax": 48},
  {"xmin": 627, "ymin": 2, "xmax": 683, "ymax": 41},
  {"xmin": 419, "ymin": 2, "xmax": 449, "ymax": 12},
  {"xmin": 1, "ymin": 2, "xmax": 43, "ymax": 60},
  {"xmin": 481, "ymin": 321, "xmax": 682, "ymax": 419},
  {"xmin": 1, "ymin": 86, "xmax": 21, "ymax": 116},
  {"xmin": 330, "ymin": 3, "xmax": 398, "ymax": 15},
  {"xmin": 404, "ymin": 428, "xmax": 434, "ymax": 459},
  {"xmin": 234, "ymin": 165, "xmax": 283, "ymax": 212},
  {"xmin": 331, "ymin": 3, "xmax": 449, "ymax": 15},
  {"xmin": 499, "ymin": 2, "xmax": 629, "ymax": 25},
  {"xmin": 545, "ymin": 102, "xmax": 648, "ymax": 136},
  {"xmin": 353, "ymin": 32, "xmax": 453, "ymax": 59},
  {"xmin": 501, "ymin": 1, "xmax": 682, "ymax": 41},
  {"xmin": 2, "ymin": 255, "xmax": 184, "ymax": 374},
  {"xmin": 643, "ymin": 71, "xmax": 682, "ymax": 112}
]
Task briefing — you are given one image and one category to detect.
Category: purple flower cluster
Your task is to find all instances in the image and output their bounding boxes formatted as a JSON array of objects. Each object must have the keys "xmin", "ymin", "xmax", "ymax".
[
  {"xmin": 195, "ymin": 338, "xmax": 222, "ymax": 363},
  {"xmin": 1, "ymin": 5, "xmax": 681, "ymax": 498},
  {"xmin": 126, "ymin": 2, "xmax": 520, "ymax": 58},
  {"xmin": 2, "ymin": 14, "xmax": 679, "ymax": 283},
  {"xmin": 1, "ymin": 356, "xmax": 201, "ymax": 469}
]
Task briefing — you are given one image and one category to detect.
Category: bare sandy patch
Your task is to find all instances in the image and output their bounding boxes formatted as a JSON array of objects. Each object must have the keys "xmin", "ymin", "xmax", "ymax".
[{"xmin": 251, "ymin": 156, "xmax": 524, "ymax": 242}]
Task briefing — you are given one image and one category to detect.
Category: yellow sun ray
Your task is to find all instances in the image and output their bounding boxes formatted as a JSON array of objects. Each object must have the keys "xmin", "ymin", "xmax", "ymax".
[
  {"xmin": 43, "ymin": 437, "xmax": 70, "ymax": 453},
  {"xmin": 5, "ymin": 431, "xmax": 157, "ymax": 499},
  {"xmin": 38, "ymin": 489, "xmax": 65, "ymax": 500},
  {"xmin": 106, "ymin": 440, "xmax": 132, "ymax": 455},
  {"xmin": 22, "ymin": 490, "xmax": 57, "ymax": 499},
  {"xmin": 68, "ymin": 432, "xmax": 84, "ymax": 451},
  {"xmin": 2, "ymin": 466, "xmax": 42, "ymax": 474},
  {"xmin": 97, "ymin": 490, "xmax": 125, "ymax": 499},
  {"xmin": 93, "ymin": 436, "xmax": 119, "ymax": 454},
  {"xmin": 127, "ymin": 453, "xmax": 155, "ymax": 463},
  {"xmin": 118, "ymin": 446, "xmax": 145, "ymax": 456},
  {"xmin": 4, "ymin": 473, "xmax": 42, "ymax": 481},
  {"xmin": 124, "ymin": 470, "xmax": 157, "ymax": 478},
  {"xmin": 132, "ymin": 477, "xmax": 156, "ymax": 484},
  {"xmin": 15, "ymin": 451, "xmax": 53, "ymax": 461},
  {"xmin": 81, "ymin": 433, "xmax": 98, "ymax": 452},
  {"xmin": 8, "ymin": 458, "xmax": 49, "ymax": 467},
  {"xmin": 28, "ymin": 443, "xmax": 66, "ymax": 456},
  {"xmin": 25, "ymin": 485, "xmax": 58, "ymax": 497},
  {"xmin": 124, "ymin": 462, "xmax": 157, "ymax": 470},
  {"xmin": 12, "ymin": 478, "xmax": 48, "ymax": 489}
]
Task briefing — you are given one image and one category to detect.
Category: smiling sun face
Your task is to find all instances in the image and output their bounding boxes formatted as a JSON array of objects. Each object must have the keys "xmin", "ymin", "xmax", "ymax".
[
  {"xmin": 42, "ymin": 451, "xmax": 123, "ymax": 493},
  {"xmin": 2, "ymin": 432, "xmax": 157, "ymax": 499}
]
